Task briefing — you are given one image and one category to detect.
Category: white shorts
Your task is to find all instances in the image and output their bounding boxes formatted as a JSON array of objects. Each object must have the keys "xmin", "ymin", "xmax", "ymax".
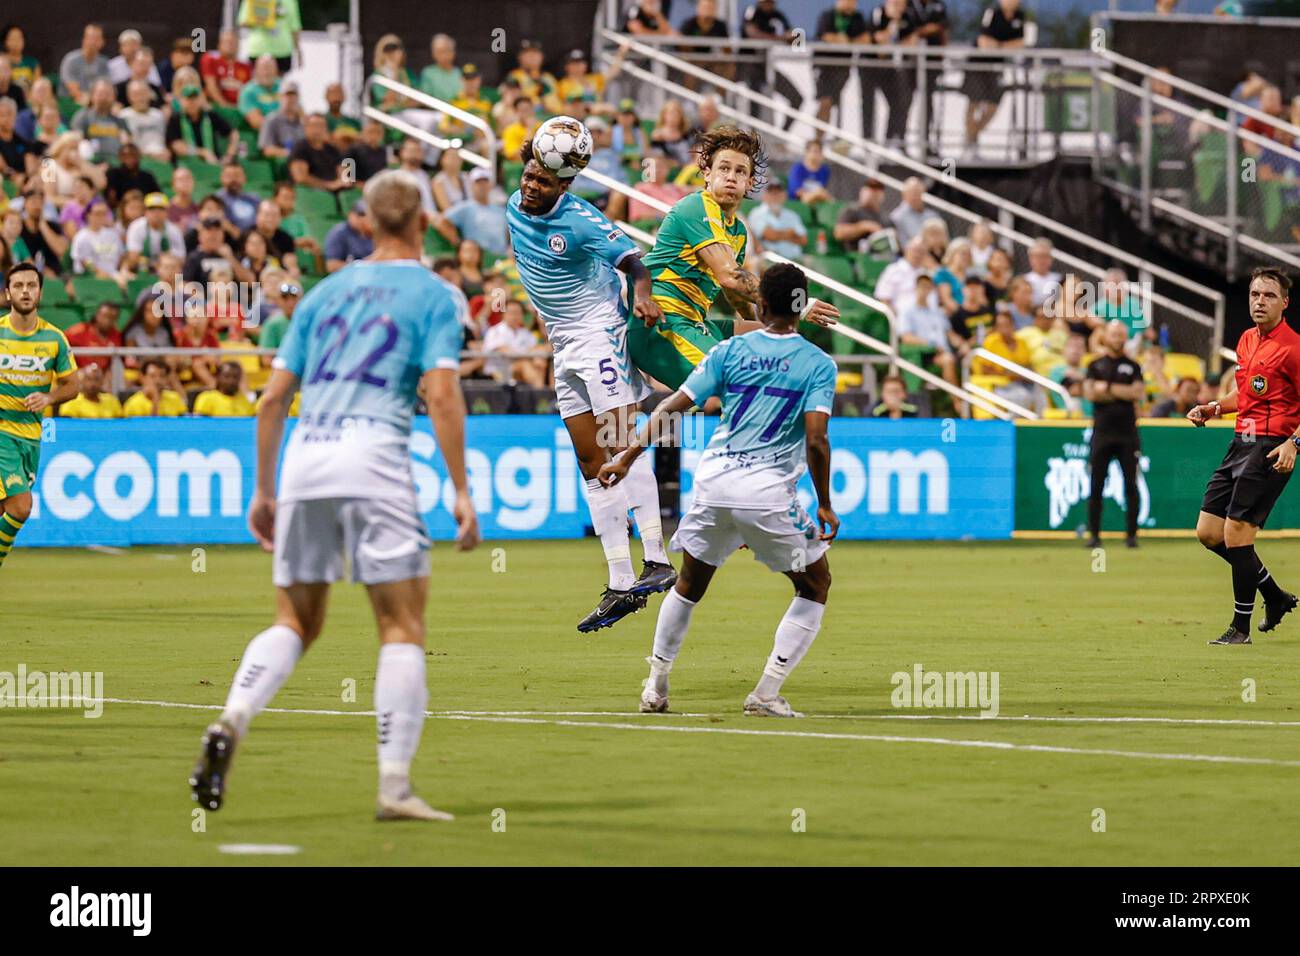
[
  {"xmin": 670, "ymin": 501, "xmax": 830, "ymax": 573},
  {"xmin": 273, "ymin": 496, "xmax": 431, "ymax": 587},
  {"xmin": 553, "ymin": 323, "xmax": 650, "ymax": 420}
]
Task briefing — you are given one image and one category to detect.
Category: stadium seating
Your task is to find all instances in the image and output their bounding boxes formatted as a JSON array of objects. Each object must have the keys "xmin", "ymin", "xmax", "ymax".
[{"xmin": 70, "ymin": 276, "xmax": 128, "ymax": 314}]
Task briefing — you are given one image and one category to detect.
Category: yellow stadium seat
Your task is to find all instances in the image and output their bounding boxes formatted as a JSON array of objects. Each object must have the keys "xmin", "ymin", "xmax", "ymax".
[
  {"xmin": 968, "ymin": 373, "xmax": 1010, "ymax": 420},
  {"xmin": 1163, "ymin": 352, "xmax": 1205, "ymax": 382}
]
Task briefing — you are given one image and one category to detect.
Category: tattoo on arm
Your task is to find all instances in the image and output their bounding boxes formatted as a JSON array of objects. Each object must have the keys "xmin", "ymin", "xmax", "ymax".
[{"xmin": 729, "ymin": 266, "xmax": 760, "ymax": 302}]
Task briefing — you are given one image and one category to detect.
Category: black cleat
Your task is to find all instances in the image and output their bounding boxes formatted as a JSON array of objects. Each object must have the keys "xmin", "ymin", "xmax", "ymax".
[
  {"xmin": 1259, "ymin": 592, "xmax": 1298, "ymax": 633},
  {"xmin": 189, "ymin": 719, "xmax": 237, "ymax": 811},
  {"xmin": 1208, "ymin": 627, "xmax": 1252, "ymax": 646},
  {"xmin": 1126, "ymin": 536, "xmax": 1139, "ymax": 549},
  {"xmin": 1085, "ymin": 536, "xmax": 1102, "ymax": 549},
  {"xmin": 577, "ymin": 587, "xmax": 648, "ymax": 633},
  {"xmin": 629, "ymin": 560, "xmax": 677, "ymax": 597}
]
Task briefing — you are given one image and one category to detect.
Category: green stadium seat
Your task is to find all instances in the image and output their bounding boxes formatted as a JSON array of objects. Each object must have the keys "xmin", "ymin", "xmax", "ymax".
[
  {"xmin": 40, "ymin": 281, "xmax": 72, "ymax": 306},
  {"xmin": 2, "ymin": 178, "xmax": 16, "ymax": 199},
  {"xmin": 70, "ymin": 275, "xmax": 128, "ymax": 314},
  {"xmin": 40, "ymin": 305, "xmax": 83, "ymax": 331},
  {"xmin": 243, "ymin": 158, "xmax": 276, "ymax": 191},
  {"xmin": 424, "ymin": 226, "xmax": 455, "ymax": 257},
  {"xmin": 785, "ymin": 199, "xmax": 816, "ymax": 231},
  {"xmin": 804, "ymin": 254, "xmax": 856, "ymax": 290},
  {"xmin": 814, "ymin": 200, "xmax": 845, "ymax": 230},
  {"xmin": 481, "ymin": 85, "xmax": 501, "ymax": 105},
  {"xmin": 140, "ymin": 157, "xmax": 175, "ymax": 188},
  {"xmin": 57, "ymin": 95, "xmax": 80, "ymax": 122},
  {"xmin": 126, "ymin": 273, "xmax": 159, "ymax": 305},
  {"xmin": 296, "ymin": 187, "xmax": 341, "ymax": 219},
  {"xmin": 853, "ymin": 254, "xmax": 891, "ymax": 292},
  {"xmin": 213, "ymin": 104, "xmax": 248, "ymax": 133},
  {"xmin": 501, "ymin": 161, "xmax": 524, "ymax": 193}
]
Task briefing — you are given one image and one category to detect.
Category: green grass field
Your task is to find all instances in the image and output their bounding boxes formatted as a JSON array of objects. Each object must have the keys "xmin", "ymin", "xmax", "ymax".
[{"xmin": 3, "ymin": 538, "xmax": 1300, "ymax": 866}]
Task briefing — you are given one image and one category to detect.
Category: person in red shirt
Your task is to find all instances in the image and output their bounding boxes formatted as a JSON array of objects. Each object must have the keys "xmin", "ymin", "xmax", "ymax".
[
  {"xmin": 200, "ymin": 29, "xmax": 251, "ymax": 107},
  {"xmin": 65, "ymin": 301, "xmax": 124, "ymax": 372},
  {"xmin": 1189, "ymin": 267, "xmax": 1300, "ymax": 644}
]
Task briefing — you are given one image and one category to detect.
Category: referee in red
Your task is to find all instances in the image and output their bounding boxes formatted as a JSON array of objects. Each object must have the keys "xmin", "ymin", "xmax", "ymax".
[{"xmin": 1189, "ymin": 268, "xmax": 1300, "ymax": 645}]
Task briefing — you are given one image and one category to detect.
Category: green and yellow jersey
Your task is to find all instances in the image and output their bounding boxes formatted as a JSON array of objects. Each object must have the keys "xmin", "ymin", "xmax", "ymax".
[
  {"xmin": 0, "ymin": 313, "xmax": 77, "ymax": 444},
  {"xmin": 642, "ymin": 189, "xmax": 748, "ymax": 325}
]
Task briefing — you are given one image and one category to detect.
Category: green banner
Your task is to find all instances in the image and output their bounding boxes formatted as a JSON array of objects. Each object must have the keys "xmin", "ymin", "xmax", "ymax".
[{"xmin": 1014, "ymin": 421, "xmax": 1300, "ymax": 533}]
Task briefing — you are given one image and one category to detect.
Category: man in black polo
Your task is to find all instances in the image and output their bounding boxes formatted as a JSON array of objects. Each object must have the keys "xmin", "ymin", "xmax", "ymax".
[
  {"xmin": 963, "ymin": 0, "xmax": 1025, "ymax": 156},
  {"xmin": 868, "ymin": 0, "xmax": 922, "ymax": 148},
  {"xmin": 814, "ymin": 0, "xmax": 872, "ymax": 138},
  {"xmin": 1083, "ymin": 319, "xmax": 1144, "ymax": 549},
  {"xmin": 743, "ymin": 0, "xmax": 805, "ymax": 130}
]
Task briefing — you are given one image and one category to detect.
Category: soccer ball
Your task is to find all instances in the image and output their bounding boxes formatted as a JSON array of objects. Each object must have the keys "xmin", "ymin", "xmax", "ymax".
[{"xmin": 531, "ymin": 116, "xmax": 592, "ymax": 180}]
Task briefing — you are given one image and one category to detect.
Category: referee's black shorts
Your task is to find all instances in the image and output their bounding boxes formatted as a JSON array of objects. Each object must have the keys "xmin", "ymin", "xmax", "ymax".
[{"xmin": 1201, "ymin": 435, "xmax": 1293, "ymax": 528}]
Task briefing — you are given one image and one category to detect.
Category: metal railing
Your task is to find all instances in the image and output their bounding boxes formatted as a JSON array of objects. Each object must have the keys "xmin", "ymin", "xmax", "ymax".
[
  {"xmin": 604, "ymin": 32, "xmax": 1227, "ymax": 371},
  {"xmin": 367, "ymin": 73, "xmax": 498, "ymax": 169}
]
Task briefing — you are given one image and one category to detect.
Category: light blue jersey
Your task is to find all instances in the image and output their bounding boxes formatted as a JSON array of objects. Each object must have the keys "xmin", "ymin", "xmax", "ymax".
[
  {"xmin": 682, "ymin": 330, "xmax": 837, "ymax": 508},
  {"xmin": 273, "ymin": 259, "xmax": 466, "ymax": 501},
  {"xmin": 507, "ymin": 190, "xmax": 639, "ymax": 338}
]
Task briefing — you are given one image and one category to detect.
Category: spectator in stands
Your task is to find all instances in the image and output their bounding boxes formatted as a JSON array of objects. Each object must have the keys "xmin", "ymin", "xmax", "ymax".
[
  {"xmin": 484, "ymin": 299, "xmax": 547, "ymax": 386},
  {"xmin": 104, "ymin": 143, "xmax": 160, "ymax": 208},
  {"xmin": 194, "ymin": 361, "xmax": 256, "ymax": 416},
  {"xmin": 814, "ymin": 0, "xmax": 871, "ymax": 134},
  {"xmin": 456, "ymin": 240, "xmax": 486, "ymax": 299},
  {"xmin": 875, "ymin": 236, "xmax": 932, "ymax": 315},
  {"xmin": 742, "ymin": 1, "xmax": 805, "ymax": 131},
  {"xmin": 749, "ymin": 179, "xmax": 807, "ymax": 261},
  {"xmin": 679, "ymin": 0, "xmax": 736, "ymax": 85},
  {"xmin": 1050, "ymin": 273, "xmax": 1100, "ymax": 341},
  {"xmin": 431, "ymin": 147, "xmax": 468, "ymax": 213},
  {"xmin": 259, "ymin": 83, "xmax": 305, "ymax": 161},
  {"xmin": 121, "ymin": 81, "xmax": 168, "ymax": 161},
  {"xmin": 114, "ymin": 46, "xmax": 163, "ymax": 109},
  {"xmin": 238, "ymin": 0, "xmax": 301, "ymax": 74},
  {"xmin": 323, "ymin": 82, "xmax": 359, "ymax": 144},
  {"xmin": 898, "ymin": 273, "xmax": 960, "ymax": 389},
  {"xmin": 0, "ymin": 96, "xmax": 36, "ymax": 183},
  {"xmin": 255, "ymin": 275, "xmax": 300, "ymax": 356},
  {"xmin": 1047, "ymin": 331, "xmax": 1090, "ymax": 415},
  {"xmin": 368, "ymin": 34, "xmax": 417, "ymax": 117},
  {"xmin": 949, "ymin": 274, "xmax": 993, "ymax": 351},
  {"xmin": 631, "ymin": 149, "xmax": 688, "ymax": 220},
  {"xmin": 59, "ymin": 362, "xmax": 122, "ymax": 418},
  {"xmin": 64, "ymin": 301, "xmax": 123, "ymax": 373},
  {"xmin": 18, "ymin": 187, "xmax": 67, "ymax": 275},
  {"xmin": 238, "ymin": 55, "xmax": 281, "ymax": 133},
  {"xmin": 125, "ymin": 192, "xmax": 185, "ymax": 272},
  {"xmin": 288, "ymin": 111, "xmax": 347, "ymax": 192},
  {"xmin": 271, "ymin": 182, "xmax": 317, "ymax": 264},
  {"xmin": 201, "ymin": 29, "xmax": 251, "ymax": 108},
  {"xmin": 510, "ymin": 39, "xmax": 562, "ymax": 113},
  {"xmin": 3, "ymin": 26, "xmax": 40, "ymax": 92},
  {"xmin": 868, "ymin": 0, "xmax": 921, "ymax": 149},
  {"xmin": 1230, "ymin": 69, "xmax": 1267, "ymax": 113},
  {"xmin": 889, "ymin": 176, "xmax": 929, "ymax": 248},
  {"xmin": 188, "ymin": 193, "xmax": 240, "ymax": 248},
  {"xmin": 71, "ymin": 79, "xmax": 127, "ymax": 164},
  {"xmin": 982, "ymin": 245, "xmax": 1013, "ymax": 304},
  {"xmin": 1149, "ymin": 375, "xmax": 1199, "ymax": 418},
  {"xmin": 0, "ymin": 201, "xmax": 28, "ymax": 270},
  {"xmin": 1240, "ymin": 84, "xmax": 1294, "ymax": 165},
  {"xmin": 651, "ymin": 98, "xmax": 694, "ymax": 166},
  {"xmin": 441, "ymin": 64, "xmax": 492, "ymax": 148},
  {"xmin": 16, "ymin": 76, "xmax": 57, "ymax": 140},
  {"xmin": 1021, "ymin": 238, "xmax": 1061, "ymax": 308},
  {"xmin": 626, "ymin": 0, "xmax": 677, "ymax": 35},
  {"xmin": 967, "ymin": 220, "xmax": 994, "ymax": 275},
  {"xmin": 59, "ymin": 23, "xmax": 110, "ymax": 106},
  {"xmin": 248, "ymin": 199, "xmax": 297, "ymax": 271},
  {"xmin": 107, "ymin": 29, "xmax": 158, "ymax": 87},
  {"xmin": 346, "ymin": 118, "xmax": 390, "ymax": 186},
  {"xmin": 172, "ymin": 302, "xmax": 221, "ymax": 389},
  {"xmin": 393, "ymin": 137, "xmax": 436, "ymax": 215},
  {"xmin": 558, "ymin": 49, "xmax": 607, "ymax": 107},
  {"xmin": 0, "ymin": 54, "xmax": 27, "ymax": 114},
  {"xmin": 124, "ymin": 357, "xmax": 187, "ymax": 416},
  {"xmin": 501, "ymin": 97, "xmax": 540, "ymax": 166},
  {"xmin": 964, "ymin": 0, "xmax": 1026, "ymax": 156},
  {"xmin": 788, "ymin": 139, "xmax": 833, "ymax": 205},
  {"xmin": 834, "ymin": 178, "xmax": 886, "ymax": 253},
  {"xmin": 184, "ymin": 213, "xmax": 254, "ymax": 285},
  {"xmin": 44, "ymin": 135, "xmax": 101, "ymax": 210},
  {"xmin": 168, "ymin": 82, "xmax": 237, "ymax": 165},
  {"xmin": 1094, "ymin": 267, "xmax": 1147, "ymax": 342},
  {"xmin": 613, "ymin": 98, "xmax": 650, "ymax": 158},
  {"xmin": 420, "ymin": 34, "xmax": 461, "ymax": 103},
  {"xmin": 29, "ymin": 103, "xmax": 64, "ymax": 153},
  {"xmin": 580, "ymin": 117, "xmax": 629, "ymax": 221},
  {"xmin": 977, "ymin": 310, "xmax": 1036, "ymax": 408},
  {"xmin": 437, "ymin": 167, "xmax": 508, "ymax": 257},
  {"xmin": 161, "ymin": 169, "xmax": 196, "ymax": 234},
  {"xmin": 324, "ymin": 199, "xmax": 374, "ymax": 272},
  {"xmin": 934, "ymin": 238, "xmax": 972, "ymax": 316},
  {"xmin": 1017, "ymin": 302, "xmax": 1068, "ymax": 373},
  {"xmin": 217, "ymin": 161, "xmax": 261, "ymax": 233},
  {"xmin": 158, "ymin": 38, "xmax": 196, "ymax": 96},
  {"xmin": 919, "ymin": 217, "xmax": 949, "ymax": 266},
  {"xmin": 118, "ymin": 188, "xmax": 146, "ymax": 233},
  {"xmin": 1155, "ymin": 0, "xmax": 1179, "ymax": 11},
  {"xmin": 873, "ymin": 373, "xmax": 919, "ymax": 418},
  {"xmin": 71, "ymin": 198, "xmax": 129, "ymax": 284},
  {"xmin": 1001, "ymin": 275, "xmax": 1034, "ymax": 329}
]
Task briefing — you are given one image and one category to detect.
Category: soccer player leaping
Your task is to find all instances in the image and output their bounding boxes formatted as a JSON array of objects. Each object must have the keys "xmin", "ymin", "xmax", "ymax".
[
  {"xmin": 190, "ymin": 170, "xmax": 481, "ymax": 822},
  {"xmin": 629, "ymin": 125, "xmax": 840, "ymax": 394},
  {"xmin": 508, "ymin": 130, "xmax": 678, "ymax": 633},
  {"xmin": 600, "ymin": 264, "xmax": 839, "ymax": 717},
  {"xmin": 1188, "ymin": 267, "xmax": 1300, "ymax": 646}
]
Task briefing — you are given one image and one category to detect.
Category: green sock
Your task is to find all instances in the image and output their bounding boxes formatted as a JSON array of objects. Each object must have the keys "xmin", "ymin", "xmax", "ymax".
[{"xmin": 0, "ymin": 512, "xmax": 25, "ymax": 568}]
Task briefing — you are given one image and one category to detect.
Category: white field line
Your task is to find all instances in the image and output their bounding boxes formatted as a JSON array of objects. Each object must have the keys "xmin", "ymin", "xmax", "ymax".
[{"xmin": 82, "ymin": 698, "xmax": 1300, "ymax": 769}]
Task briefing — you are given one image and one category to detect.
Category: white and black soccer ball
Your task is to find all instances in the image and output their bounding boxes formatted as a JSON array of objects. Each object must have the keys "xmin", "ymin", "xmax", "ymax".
[{"xmin": 531, "ymin": 115, "xmax": 592, "ymax": 180}]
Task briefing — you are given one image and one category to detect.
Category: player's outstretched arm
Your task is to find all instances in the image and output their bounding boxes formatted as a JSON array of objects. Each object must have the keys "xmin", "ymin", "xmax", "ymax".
[
  {"xmin": 249, "ymin": 368, "xmax": 297, "ymax": 551},
  {"xmin": 599, "ymin": 389, "xmax": 696, "ymax": 487},
  {"xmin": 1188, "ymin": 393, "xmax": 1237, "ymax": 426},
  {"xmin": 805, "ymin": 410, "xmax": 839, "ymax": 542},
  {"xmin": 698, "ymin": 242, "xmax": 760, "ymax": 305},
  {"xmin": 617, "ymin": 254, "xmax": 663, "ymax": 328},
  {"xmin": 423, "ymin": 367, "xmax": 480, "ymax": 551}
]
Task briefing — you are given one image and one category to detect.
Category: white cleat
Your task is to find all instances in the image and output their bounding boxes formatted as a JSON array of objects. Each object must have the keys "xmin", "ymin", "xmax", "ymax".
[
  {"xmin": 375, "ymin": 793, "xmax": 455, "ymax": 822},
  {"xmin": 743, "ymin": 693, "xmax": 804, "ymax": 718},
  {"xmin": 640, "ymin": 678, "xmax": 669, "ymax": 713}
]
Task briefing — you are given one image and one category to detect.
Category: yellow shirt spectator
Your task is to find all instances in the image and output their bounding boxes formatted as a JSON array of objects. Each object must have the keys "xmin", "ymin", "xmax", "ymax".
[
  {"xmin": 556, "ymin": 72, "xmax": 605, "ymax": 105},
  {"xmin": 977, "ymin": 328, "xmax": 1034, "ymax": 377},
  {"xmin": 123, "ymin": 390, "xmax": 188, "ymax": 417},
  {"xmin": 61, "ymin": 393, "xmax": 124, "ymax": 418},
  {"xmin": 501, "ymin": 119, "xmax": 540, "ymax": 165},
  {"xmin": 194, "ymin": 390, "xmax": 257, "ymax": 417}
]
